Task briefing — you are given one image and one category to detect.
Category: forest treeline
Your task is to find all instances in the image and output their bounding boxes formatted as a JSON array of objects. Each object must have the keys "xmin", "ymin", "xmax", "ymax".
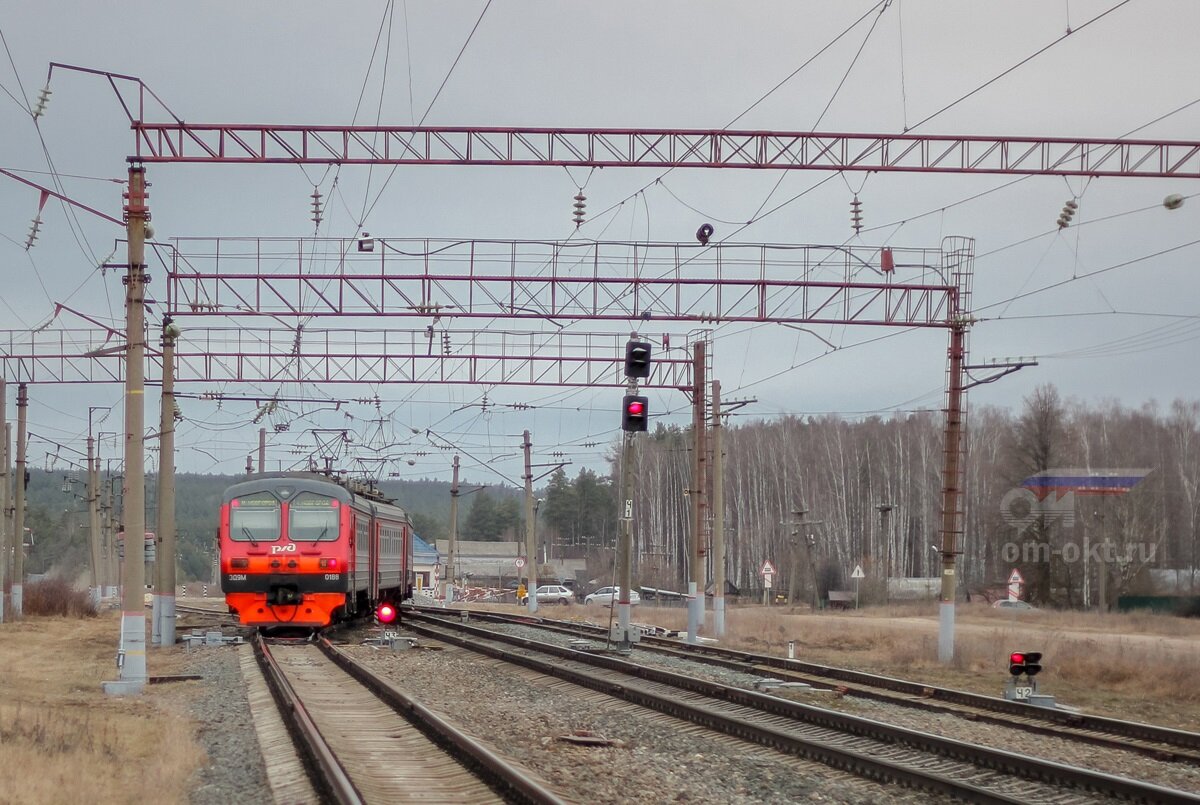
[
  {"xmin": 629, "ymin": 386, "xmax": 1200, "ymax": 605},
  {"xmin": 14, "ymin": 386, "xmax": 1200, "ymax": 607}
]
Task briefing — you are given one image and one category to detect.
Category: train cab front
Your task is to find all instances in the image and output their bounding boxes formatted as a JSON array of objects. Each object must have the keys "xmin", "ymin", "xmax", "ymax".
[{"xmin": 219, "ymin": 481, "xmax": 350, "ymax": 629}]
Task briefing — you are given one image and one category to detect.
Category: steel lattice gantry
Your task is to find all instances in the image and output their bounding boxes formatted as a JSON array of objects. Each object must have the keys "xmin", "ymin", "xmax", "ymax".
[
  {"xmin": 129, "ymin": 123, "xmax": 1200, "ymax": 178},
  {"xmin": 166, "ymin": 238, "xmax": 959, "ymax": 328},
  {"xmin": 0, "ymin": 327, "xmax": 694, "ymax": 389}
]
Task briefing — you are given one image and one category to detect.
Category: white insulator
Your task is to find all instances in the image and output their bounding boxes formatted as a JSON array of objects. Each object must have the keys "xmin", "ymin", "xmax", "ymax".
[{"xmin": 32, "ymin": 86, "xmax": 51, "ymax": 118}]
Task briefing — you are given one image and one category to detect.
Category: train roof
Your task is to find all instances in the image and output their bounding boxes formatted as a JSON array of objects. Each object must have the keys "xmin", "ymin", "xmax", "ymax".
[
  {"xmin": 223, "ymin": 473, "xmax": 410, "ymax": 521},
  {"xmin": 222, "ymin": 474, "xmax": 354, "ymax": 505}
]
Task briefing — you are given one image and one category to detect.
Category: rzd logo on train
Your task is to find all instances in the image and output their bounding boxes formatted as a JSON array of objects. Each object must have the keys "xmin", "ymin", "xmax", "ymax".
[{"xmin": 271, "ymin": 543, "xmax": 297, "ymax": 554}]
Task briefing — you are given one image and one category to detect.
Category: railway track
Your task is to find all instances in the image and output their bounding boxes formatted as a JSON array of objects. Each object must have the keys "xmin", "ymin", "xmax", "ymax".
[
  {"xmin": 409, "ymin": 605, "xmax": 1200, "ymax": 765},
  {"xmin": 251, "ymin": 632, "xmax": 566, "ymax": 804},
  {"xmin": 402, "ymin": 609, "xmax": 1200, "ymax": 804}
]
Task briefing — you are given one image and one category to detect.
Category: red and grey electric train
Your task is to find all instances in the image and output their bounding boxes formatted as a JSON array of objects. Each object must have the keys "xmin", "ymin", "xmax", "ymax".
[{"xmin": 219, "ymin": 474, "xmax": 413, "ymax": 628}]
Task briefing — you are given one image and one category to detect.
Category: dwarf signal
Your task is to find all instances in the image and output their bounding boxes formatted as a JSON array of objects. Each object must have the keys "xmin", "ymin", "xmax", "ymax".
[
  {"xmin": 376, "ymin": 602, "xmax": 397, "ymax": 624},
  {"xmin": 1009, "ymin": 650, "xmax": 1042, "ymax": 677}
]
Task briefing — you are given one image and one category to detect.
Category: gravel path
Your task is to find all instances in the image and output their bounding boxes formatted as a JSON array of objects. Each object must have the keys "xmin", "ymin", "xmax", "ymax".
[
  {"xmin": 343, "ymin": 632, "xmax": 945, "ymax": 804},
  {"xmin": 474, "ymin": 619, "xmax": 1200, "ymax": 795},
  {"xmin": 176, "ymin": 642, "xmax": 275, "ymax": 805}
]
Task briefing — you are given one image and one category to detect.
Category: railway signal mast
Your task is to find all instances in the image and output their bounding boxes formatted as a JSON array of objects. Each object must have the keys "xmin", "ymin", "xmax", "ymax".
[{"xmin": 615, "ymin": 338, "xmax": 651, "ymax": 647}]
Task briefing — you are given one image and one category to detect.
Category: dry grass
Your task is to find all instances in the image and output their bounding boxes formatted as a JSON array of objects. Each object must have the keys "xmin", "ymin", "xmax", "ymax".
[
  {"xmin": 21, "ymin": 578, "xmax": 99, "ymax": 618},
  {"xmin": 0, "ymin": 613, "xmax": 203, "ymax": 805}
]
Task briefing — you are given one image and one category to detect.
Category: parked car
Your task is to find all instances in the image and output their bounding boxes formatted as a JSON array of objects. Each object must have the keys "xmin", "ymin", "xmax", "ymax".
[
  {"xmin": 992, "ymin": 599, "xmax": 1037, "ymax": 611},
  {"xmin": 519, "ymin": 584, "xmax": 574, "ymax": 606},
  {"xmin": 584, "ymin": 586, "xmax": 641, "ymax": 606}
]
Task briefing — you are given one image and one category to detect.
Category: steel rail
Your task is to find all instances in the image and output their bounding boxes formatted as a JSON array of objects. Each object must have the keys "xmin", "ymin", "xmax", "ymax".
[
  {"xmin": 401, "ymin": 615, "xmax": 1021, "ymax": 803},
  {"xmin": 413, "ymin": 605, "xmax": 1200, "ymax": 759},
  {"xmin": 404, "ymin": 610, "xmax": 1200, "ymax": 804},
  {"xmin": 316, "ymin": 636, "xmax": 566, "ymax": 805},
  {"xmin": 254, "ymin": 634, "xmax": 364, "ymax": 805}
]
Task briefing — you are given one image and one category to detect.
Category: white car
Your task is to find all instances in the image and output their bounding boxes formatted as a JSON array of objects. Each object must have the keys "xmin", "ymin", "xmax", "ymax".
[
  {"xmin": 584, "ymin": 586, "xmax": 641, "ymax": 606},
  {"xmin": 520, "ymin": 584, "xmax": 573, "ymax": 606}
]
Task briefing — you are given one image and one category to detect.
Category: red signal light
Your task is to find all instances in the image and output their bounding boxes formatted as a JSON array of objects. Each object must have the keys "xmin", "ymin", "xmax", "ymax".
[
  {"xmin": 1010, "ymin": 652, "xmax": 1025, "ymax": 664},
  {"xmin": 376, "ymin": 603, "xmax": 397, "ymax": 624},
  {"xmin": 621, "ymin": 394, "xmax": 649, "ymax": 432}
]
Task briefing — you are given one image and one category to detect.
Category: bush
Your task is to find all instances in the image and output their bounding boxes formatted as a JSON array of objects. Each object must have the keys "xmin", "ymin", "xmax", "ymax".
[{"xmin": 22, "ymin": 578, "xmax": 98, "ymax": 618}]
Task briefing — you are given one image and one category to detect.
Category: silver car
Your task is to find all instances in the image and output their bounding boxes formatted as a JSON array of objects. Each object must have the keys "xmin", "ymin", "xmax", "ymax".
[
  {"xmin": 584, "ymin": 586, "xmax": 641, "ymax": 606},
  {"xmin": 520, "ymin": 584, "xmax": 573, "ymax": 606}
]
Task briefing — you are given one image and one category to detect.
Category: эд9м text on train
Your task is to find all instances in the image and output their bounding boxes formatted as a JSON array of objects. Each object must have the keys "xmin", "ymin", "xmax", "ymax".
[{"xmin": 218, "ymin": 473, "xmax": 413, "ymax": 628}]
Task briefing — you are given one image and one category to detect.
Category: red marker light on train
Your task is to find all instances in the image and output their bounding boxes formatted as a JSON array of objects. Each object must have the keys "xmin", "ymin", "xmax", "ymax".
[
  {"xmin": 318, "ymin": 558, "xmax": 339, "ymax": 569},
  {"xmin": 376, "ymin": 603, "xmax": 397, "ymax": 624}
]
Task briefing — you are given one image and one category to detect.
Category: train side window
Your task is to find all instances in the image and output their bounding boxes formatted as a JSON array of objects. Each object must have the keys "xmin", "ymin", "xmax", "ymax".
[
  {"xmin": 230, "ymin": 495, "xmax": 281, "ymax": 542},
  {"xmin": 290, "ymin": 492, "xmax": 340, "ymax": 541}
]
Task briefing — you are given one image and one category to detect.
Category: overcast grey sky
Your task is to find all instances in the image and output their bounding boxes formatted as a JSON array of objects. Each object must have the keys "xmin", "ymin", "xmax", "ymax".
[{"xmin": 2, "ymin": 1, "xmax": 1199, "ymax": 487}]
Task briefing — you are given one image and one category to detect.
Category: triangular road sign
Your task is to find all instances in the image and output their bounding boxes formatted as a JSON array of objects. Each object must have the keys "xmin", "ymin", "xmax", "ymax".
[
  {"xmin": 850, "ymin": 564, "xmax": 865, "ymax": 579},
  {"xmin": 1008, "ymin": 568, "xmax": 1024, "ymax": 584},
  {"xmin": 760, "ymin": 560, "xmax": 776, "ymax": 576}
]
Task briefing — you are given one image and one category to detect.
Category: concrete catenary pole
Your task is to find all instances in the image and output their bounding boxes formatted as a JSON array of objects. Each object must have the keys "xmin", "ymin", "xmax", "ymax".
[
  {"xmin": 257, "ymin": 427, "xmax": 266, "ymax": 473},
  {"xmin": 711, "ymin": 379, "xmax": 726, "ymax": 637},
  {"xmin": 110, "ymin": 163, "xmax": 149, "ymax": 693},
  {"xmin": 13, "ymin": 383, "xmax": 27, "ymax": 617},
  {"xmin": 937, "ymin": 322, "xmax": 967, "ymax": 663},
  {"xmin": 616, "ymin": 427, "xmax": 634, "ymax": 642},
  {"xmin": 0, "ymin": 379, "xmax": 6, "ymax": 623},
  {"xmin": 446, "ymin": 455, "xmax": 459, "ymax": 604},
  {"xmin": 3, "ymin": 423, "xmax": 9, "ymax": 607},
  {"xmin": 687, "ymin": 342, "xmax": 707, "ymax": 643},
  {"xmin": 155, "ymin": 319, "xmax": 179, "ymax": 646},
  {"xmin": 523, "ymin": 430, "xmax": 538, "ymax": 614},
  {"xmin": 87, "ymin": 435, "xmax": 102, "ymax": 610},
  {"xmin": 937, "ymin": 237, "xmax": 974, "ymax": 663},
  {"xmin": 105, "ymin": 478, "xmax": 120, "ymax": 599}
]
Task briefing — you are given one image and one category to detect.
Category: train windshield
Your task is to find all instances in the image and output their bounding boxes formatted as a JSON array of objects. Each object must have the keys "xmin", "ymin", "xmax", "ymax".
[
  {"xmin": 289, "ymin": 492, "xmax": 340, "ymax": 541},
  {"xmin": 230, "ymin": 494, "xmax": 281, "ymax": 542}
]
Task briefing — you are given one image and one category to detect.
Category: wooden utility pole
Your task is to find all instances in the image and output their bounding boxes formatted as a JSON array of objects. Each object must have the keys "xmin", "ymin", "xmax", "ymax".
[
  {"xmin": 523, "ymin": 431, "xmax": 538, "ymax": 614},
  {"xmin": 687, "ymin": 341, "xmax": 707, "ymax": 643},
  {"xmin": 446, "ymin": 455, "xmax": 459, "ymax": 603},
  {"xmin": 711, "ymin": 380, "xmax": 726, "ymax": 637},
  {"xmin": 13, "ymin": 383, "xmax": 27, "ymax": 617},
  {"xmin": 877, "ymin": 503, "xmax": 894, "ymax": 605}
]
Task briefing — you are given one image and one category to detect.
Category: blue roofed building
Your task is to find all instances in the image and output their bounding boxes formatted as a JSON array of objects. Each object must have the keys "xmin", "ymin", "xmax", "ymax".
[{"xmin": 412, "ymin": 534, "xmax": 441, "ymax": 593}]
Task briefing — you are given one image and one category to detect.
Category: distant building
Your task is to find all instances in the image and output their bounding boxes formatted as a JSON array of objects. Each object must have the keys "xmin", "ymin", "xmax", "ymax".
[
  {"xmin": 888, "ymin": 577, "xmax": 940, "ymax": 600},
  {"xmin": 412, "ymin": 534, "xmax": 440, "ymax": 591},
  {"xmin": 434, "ymin": 539, "xmax": 585, "ymax": 586}
]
